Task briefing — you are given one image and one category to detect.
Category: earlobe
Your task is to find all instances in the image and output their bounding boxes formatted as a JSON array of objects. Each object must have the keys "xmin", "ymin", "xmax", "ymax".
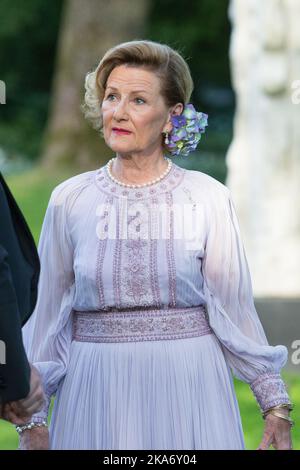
[{"xmin": 163, "ymin": 124, "xmax": 172, "ymax": 134}]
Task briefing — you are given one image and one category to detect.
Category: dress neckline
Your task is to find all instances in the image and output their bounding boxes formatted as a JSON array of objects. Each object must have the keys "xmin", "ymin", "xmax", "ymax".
[{"xmin": 94, "ymin": 158, "xmax": 186, "ymax": 200}]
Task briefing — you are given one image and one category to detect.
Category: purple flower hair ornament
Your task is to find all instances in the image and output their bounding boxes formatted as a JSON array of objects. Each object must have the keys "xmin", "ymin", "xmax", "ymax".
[{"xmin": 164, "ymin": 103, "xmax": 208, "ymax": 157}]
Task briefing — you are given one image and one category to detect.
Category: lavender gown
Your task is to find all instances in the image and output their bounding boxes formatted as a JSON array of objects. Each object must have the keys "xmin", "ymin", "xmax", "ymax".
[{"xmin": 22, "ymin": 160, "xmax": 291, "ymax": 450}]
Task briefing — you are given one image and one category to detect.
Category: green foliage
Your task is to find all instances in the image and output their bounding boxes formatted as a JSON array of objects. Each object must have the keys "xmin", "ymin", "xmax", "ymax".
[
  {"xmin": 146, "ymin": 0, "xmax": 231, "ymax": 86},
  {"xmin": 173, "ymin": 151, "xmax": 227, "ymax": 184},
  {"xmin": 3, "ymin": 166, "xmax": 74, "ymax": 242},
  {"xmin": 0, "ymin": 0, "xmax": 63, "ymax": 160}
]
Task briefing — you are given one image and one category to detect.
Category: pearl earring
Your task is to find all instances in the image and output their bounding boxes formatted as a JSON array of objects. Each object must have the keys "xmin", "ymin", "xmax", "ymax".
[{"xmin": 164, "ymin": 131, "xmax": 169, "ymax": 145}]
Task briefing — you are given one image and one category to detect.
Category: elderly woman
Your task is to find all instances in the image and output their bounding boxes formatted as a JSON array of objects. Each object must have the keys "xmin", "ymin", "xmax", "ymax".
[{"xmin": 17, "ymin": 40, "xmax": 293, "ymax": 450}]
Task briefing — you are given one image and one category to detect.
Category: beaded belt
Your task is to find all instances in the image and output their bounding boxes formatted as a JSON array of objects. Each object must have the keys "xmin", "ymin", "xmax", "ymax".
[{"xmin": 72, "ymin": 305, "xmax": 213, "ymax": 343}]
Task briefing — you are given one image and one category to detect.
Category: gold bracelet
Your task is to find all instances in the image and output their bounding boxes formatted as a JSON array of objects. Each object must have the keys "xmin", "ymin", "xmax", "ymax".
[
  {"xmin": 263, "ymin": 403, "xmax": 294, "ymax": 416},
  {"xmin": 263, "ymin": 405, "xmax": 291, "ymax": 419},
  {"xmin": 263, "ymin": 410, "xmax": 295, "ymax": 427},
  {"xmin": 271, "ymin": 403, "xmax": 294, "ymax": 411}
]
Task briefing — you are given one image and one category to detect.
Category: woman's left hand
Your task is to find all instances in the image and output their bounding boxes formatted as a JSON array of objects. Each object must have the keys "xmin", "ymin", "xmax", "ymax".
[{"xmin": 257, "ymin": 411, "xmax": 293, "ymax": 450}]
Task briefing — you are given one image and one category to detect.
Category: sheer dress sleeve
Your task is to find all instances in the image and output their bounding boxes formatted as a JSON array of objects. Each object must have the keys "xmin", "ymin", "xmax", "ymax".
[
  {"xmin": 21, "ymin": 183, "xmax": 75, "ymax": 423},
  {"xmin": 201, "ymin": 186, "xmax": 292, "ymax": 413}
]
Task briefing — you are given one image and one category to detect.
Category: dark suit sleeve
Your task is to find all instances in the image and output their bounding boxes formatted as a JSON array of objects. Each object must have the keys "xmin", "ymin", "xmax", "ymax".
[
  {"xmin": 0, "ymin": 245, "xmax": 31, "ymax": 403},
  {"xmin": 0, "ymin": 173, "xmax": 40, "ymax": 327}
]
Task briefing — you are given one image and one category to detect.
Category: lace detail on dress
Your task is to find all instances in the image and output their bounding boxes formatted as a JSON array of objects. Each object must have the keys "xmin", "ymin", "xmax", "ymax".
[
  {"xmin": 72, "ymin": 305, "xmax": 213, "ymax": 343},
  {"xmin": 113, "ymin": 198, "xmax": 162, "ymax": 308},
  {"xmin": 96, "ymin": 193, "xmax": 177, "ymax": 309},
  {"xmin": 96, "ymin": 195, "xmax": 112, "ymax": 309},
  {"xmin": 250, "ymin": 372, "xmax": 292, "ymax": 413},
  {"xmin": 94, "ymin": 161, "xmax": 185, "ymax": 200},
  {"xmin": 121, "ymin": 238, "xmax": 157, "ymax": 305},
  {"xmin": 165, "ymin": 191, "xmax": 177, "ymax": 307}
]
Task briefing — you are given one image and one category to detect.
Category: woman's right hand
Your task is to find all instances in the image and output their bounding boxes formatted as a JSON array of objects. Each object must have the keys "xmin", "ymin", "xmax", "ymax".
[{"xmin": 18, "ymin": 426, "xmax": 49, "ymax": 450}]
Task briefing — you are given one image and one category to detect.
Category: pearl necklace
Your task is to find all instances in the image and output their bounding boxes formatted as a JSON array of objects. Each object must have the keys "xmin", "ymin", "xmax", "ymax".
[{"xmin": 106, "ymin": 157, "xmax": 173, "ymax": 188}]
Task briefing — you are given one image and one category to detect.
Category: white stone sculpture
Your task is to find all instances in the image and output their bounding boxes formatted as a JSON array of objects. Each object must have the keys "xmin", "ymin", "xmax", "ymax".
[{"xmin": 226, "ymin": 0, "xmax": 300, "ymax": 296}]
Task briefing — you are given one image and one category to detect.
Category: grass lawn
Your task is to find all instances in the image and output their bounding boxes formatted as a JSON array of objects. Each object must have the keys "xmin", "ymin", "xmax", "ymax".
[
  {"xmin": 2, "ymin": 165, "xmax": 75, "ymax": 243},
  {"xmin": 0, "ymin": 166, "xmax": 299, "ymax": 450}
]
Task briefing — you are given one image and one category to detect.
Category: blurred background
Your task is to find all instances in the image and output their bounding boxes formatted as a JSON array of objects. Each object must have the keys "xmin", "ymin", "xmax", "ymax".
[{"xmin": 0, "ymin": 0, "xmax": 299, "ymax": 450}]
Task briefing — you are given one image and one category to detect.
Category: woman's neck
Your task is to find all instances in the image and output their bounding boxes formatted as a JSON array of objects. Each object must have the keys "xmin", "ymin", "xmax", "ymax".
[{"xmin": 111, "ymin": 152, "xmax": 169, "ymax": 185}]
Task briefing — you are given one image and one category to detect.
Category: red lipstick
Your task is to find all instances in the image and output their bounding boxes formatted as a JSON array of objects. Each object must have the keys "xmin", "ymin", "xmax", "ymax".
[{"xmin": 112, "ymin": 127, "xmax": 132, "ymax": 134}]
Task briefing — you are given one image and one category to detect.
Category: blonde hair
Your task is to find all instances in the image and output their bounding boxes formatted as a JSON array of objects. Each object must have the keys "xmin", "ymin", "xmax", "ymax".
[{"xmin": 81, "ymin": 39, "xmax": 194, "ymax": 142}]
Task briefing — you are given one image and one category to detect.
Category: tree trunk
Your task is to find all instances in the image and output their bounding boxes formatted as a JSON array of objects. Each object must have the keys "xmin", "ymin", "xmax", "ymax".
[{"xmin": 41, "ymin": 0, "xmax": 151, "ymax": 171}]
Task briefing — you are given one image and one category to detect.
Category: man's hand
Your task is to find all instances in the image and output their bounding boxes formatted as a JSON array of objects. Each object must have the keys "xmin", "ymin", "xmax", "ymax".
[
  {"xmin": 257, "ymin": 409, "xmax": 293, "ymax": 450},
  {"xmin": 0, "ymin": 364, "xmax": 45, "ymax": 425}
]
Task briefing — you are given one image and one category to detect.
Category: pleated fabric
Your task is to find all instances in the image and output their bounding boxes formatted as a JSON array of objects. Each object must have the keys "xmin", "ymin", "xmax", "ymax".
[{"xmin": 49, "ymin": 333, "xmax": 245, "ymax": 450}]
